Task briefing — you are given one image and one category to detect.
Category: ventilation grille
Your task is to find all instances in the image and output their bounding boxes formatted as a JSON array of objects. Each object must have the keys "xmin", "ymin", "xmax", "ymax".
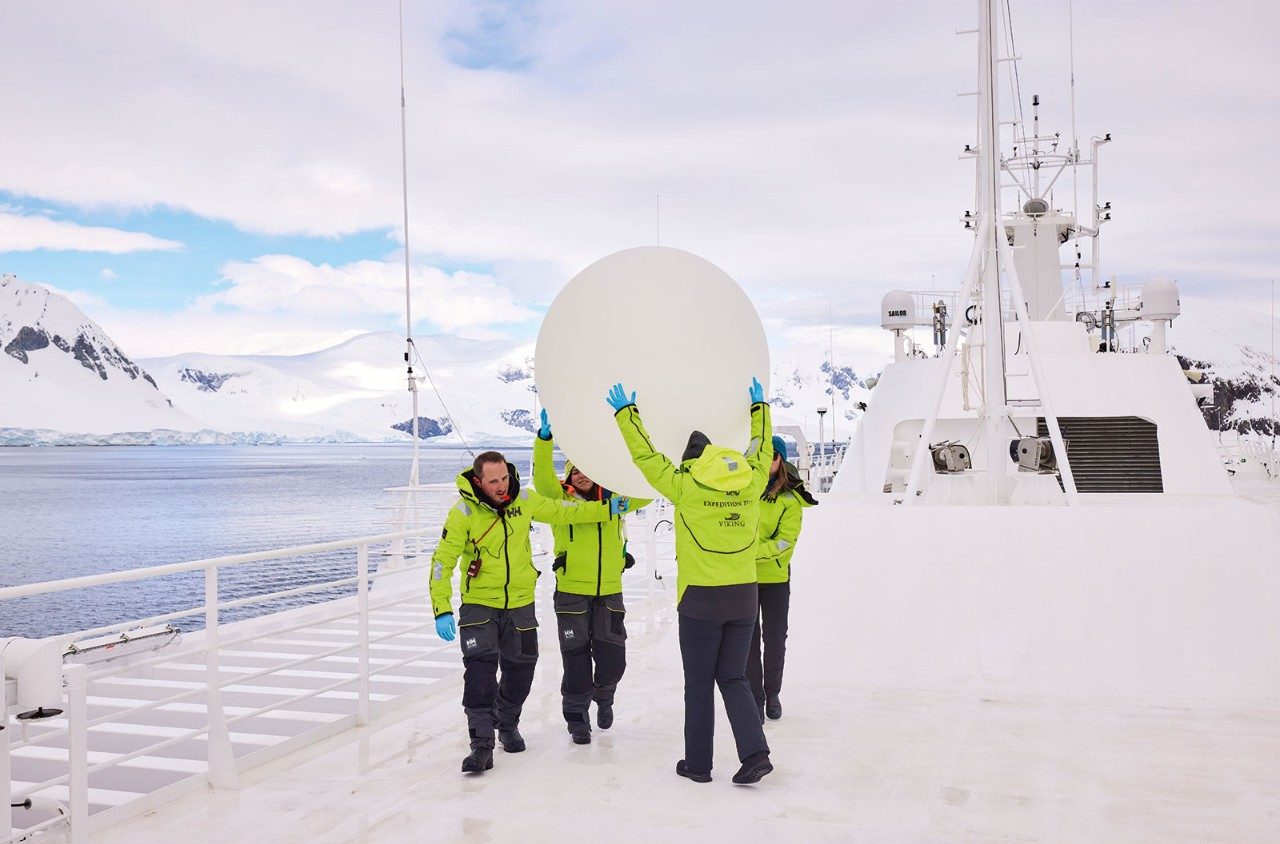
[{"xmin": 1036, "ymin": 416, "xmax": 1163, "ymax": 493}]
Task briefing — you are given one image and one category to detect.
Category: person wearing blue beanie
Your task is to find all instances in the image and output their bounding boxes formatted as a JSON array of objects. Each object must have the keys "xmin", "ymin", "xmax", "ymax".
[{"xmin": 748, "ymin": 435, "xmax": 818, "ymax": 722}]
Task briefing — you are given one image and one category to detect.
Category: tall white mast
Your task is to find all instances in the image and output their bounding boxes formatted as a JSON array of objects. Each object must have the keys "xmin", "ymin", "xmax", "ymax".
[
  {"xmin": 398, "ymin": 0, "xmax": 420, "ymax": 486},
  {"xmin": 902, "ymin": 0, "xmax": 1077, "ymax": 506},
  {"xmin": 976, "ymin": 0, "xmax": 1009, "ymax": 503}
]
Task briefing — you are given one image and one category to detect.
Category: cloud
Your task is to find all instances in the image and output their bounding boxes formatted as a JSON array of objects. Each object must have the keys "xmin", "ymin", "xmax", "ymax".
[
  {"xmin": 46, "ymin": 252, "xmax": 540, "ymax": 358},
  {"xmin": 99, "ymin": 267, "xmax": 118, "ymax": 281},
  {"xmin": 0, "ymin": 211, "xmax": 182, "ymax": 254},
  {"xmin": 0, "ymin": 0, "xmax": 1275, "ymax": 348},
  {"xmin": 197, "ymin": 254, "xmax": 538, "ymax": 334},
  {"xmin": 43, "ymin": 284, "xmax": 108, "ymax": 312}
]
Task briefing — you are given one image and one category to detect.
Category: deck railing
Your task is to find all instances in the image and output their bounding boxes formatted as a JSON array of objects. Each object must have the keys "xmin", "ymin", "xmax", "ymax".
[
  {"xmin": 0, "ymin": 496, "xmax": 678, "ymax": 844},
  {"xmin": 0, "ymin": 526, "xmax": 436, "ymax": 844}
]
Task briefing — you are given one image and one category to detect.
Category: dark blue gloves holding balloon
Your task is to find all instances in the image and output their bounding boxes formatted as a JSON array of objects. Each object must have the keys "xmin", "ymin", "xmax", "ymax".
[
  {"xmin": 749, "ymin": 376, "xmax": 765, "ymax": 404},
  {"xmin": 435, "ymin": 614, "xmax": 457, "ymax": 641},
  {"xmin": 538, "ymin": 408, "xmax": 552, "ymax": 440},
  {"xmin": 606, "ymin": 383, "xmax": 637, "ymax": 412}
]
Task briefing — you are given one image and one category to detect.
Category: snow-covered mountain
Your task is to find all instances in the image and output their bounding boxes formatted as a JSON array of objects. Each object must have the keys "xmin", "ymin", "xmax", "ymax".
[
  {"xmin": 0, "ymin": 275, "xmax": 205, "ymax": 438},
  {"xmin": 140, "ymin": 333, "xmax": 544, "ymax": 445},
  {"xmin": 2, "ymin": 276, "xmax": 1274, "ymax": 446},
  {"xmin": 1172, "ymin": 296, "xmax": 1279, "ymax": 437}
]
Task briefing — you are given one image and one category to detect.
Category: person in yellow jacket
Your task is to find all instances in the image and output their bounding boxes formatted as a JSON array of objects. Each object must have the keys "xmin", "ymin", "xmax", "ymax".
[
  {"xmin": 533, "ymin": 410, "xmax": 653, "ymax": 744},
  {"xmin": 431, "ymin": 450, "xmax": 629, "ymax": 774},
  {"xmin": 748, "ymin": 435, "xmax": 818, "ymax": 723},
  {"xmin": 608, "ymin": 377, "xmax": 776, "ymax": 786}
]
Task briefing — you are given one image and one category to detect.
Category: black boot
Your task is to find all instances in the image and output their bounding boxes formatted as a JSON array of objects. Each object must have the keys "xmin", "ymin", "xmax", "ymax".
[
  {"xmin": 597, "ymin": 703, "xmax": 614, "ymax": 730},
  {"xmin": 765, "ymin": 694, "xmax": 782, "ymax": 721},
  {"xmin": 676, "ymin": 759, "xmax": 711, "ymax": 783},
  {"xmin": 732, "ymin": 751, "xmax": 773, "ymax": 785},
  {"xmin": 499, "ymin": 727, "xmax": 526, "ymax": 753},
  {"xmin": 571, "ymin": 728, "xmax": 592, "ymax": 745},
  {"xmin": 461, "ymin": 746, "xmax": 493, "ymax": 774}
]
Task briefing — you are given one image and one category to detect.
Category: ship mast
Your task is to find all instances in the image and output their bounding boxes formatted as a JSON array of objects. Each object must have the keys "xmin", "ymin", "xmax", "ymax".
[
  {"xmin": 901, "ymin": 0, "xmax": 1078, "ymax": 505},
  {"xmin": 398, "ymin": 0, "xmax": 420, "ymax": 486},
  {"xmin": 975, "ymin": 0, "xmax": 1009, "ymax": 503}
]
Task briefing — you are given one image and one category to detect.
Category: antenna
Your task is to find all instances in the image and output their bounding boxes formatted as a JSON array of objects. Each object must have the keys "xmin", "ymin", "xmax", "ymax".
[
  {"xmin": 828, "ymin": 298, "xmax": 836, "ymax": 441},
  {"xmin": 398, "ymin": 0, "xmax": 420, "ymax": 486}
]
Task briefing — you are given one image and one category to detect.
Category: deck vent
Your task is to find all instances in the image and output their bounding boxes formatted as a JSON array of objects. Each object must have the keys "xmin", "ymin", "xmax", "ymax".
[{"xmin": 1036, "ymin": 416, "xmax": 1162, "ymax": 493}]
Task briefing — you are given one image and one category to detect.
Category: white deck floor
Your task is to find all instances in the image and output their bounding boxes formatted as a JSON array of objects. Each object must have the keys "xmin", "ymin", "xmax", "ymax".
[{"xmin": 94, "ymin": 575, "xmax": 1280, "ymax": 843}]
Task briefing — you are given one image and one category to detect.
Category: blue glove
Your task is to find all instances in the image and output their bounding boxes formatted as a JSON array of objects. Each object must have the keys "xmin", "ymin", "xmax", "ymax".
[
  {"xmin": 749, "ymin": 376, "xmax": 765, "ymax": 404},
  {"xmin": 538, "ymin": 408, "xmax": 552, "ymax": 440},
  {"xmin": 606, "ymin": 383, "xmax": 636, "ymax": 412},
  {"xmin": 609, "ymin": 496, "xmax": 631, "ymax": 516},
  {"xmin": 435, "ymin": 614, "xmax": 456, "ymax": 641}
]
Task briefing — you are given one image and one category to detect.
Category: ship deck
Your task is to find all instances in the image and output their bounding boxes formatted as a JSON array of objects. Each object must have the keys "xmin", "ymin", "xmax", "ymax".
[{"xmin": 95, "ymin": 566, "xmax": 1280, "ymax": 843}]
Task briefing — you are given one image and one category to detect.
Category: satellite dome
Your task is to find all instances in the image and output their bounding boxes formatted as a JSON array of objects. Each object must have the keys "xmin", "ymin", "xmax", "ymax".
[
  {"xmin": 881, "ymin": 290, "xmax": 915, "ymax": 331},
  {"xmin": 1140, "ymin": 277, "xmax": 1180, "ymax": 321},
  {"xmin": 1022, "ymin": 197, "xmax": 1050, "ymax": 217}
]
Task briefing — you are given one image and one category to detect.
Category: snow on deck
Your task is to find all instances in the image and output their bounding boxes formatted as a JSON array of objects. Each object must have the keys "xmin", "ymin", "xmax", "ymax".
[{"xmin": 94, "ymin": 514, "xmax": 1280, "ymax": 843}]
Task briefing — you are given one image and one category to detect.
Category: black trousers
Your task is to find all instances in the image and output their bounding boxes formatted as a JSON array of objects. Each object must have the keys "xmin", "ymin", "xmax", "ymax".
[
  {"xmin": 747, "ymin": 581, "xmax": 791, "ymax": 706},
  {"xmin": 678, "ymin": 613, "xmax": 769, "ymax": 774},
  {"xmin": 458, "ymin": 602, "xmax": 539, "ymax": 749},
  {"xmin": 554, "ymin": 591, "xmax": 627, "ymax": 731}
]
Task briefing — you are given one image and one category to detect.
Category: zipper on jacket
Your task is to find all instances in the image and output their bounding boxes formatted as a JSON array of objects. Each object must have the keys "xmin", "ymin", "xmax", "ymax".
[
  {"xmin": 596, "ymin": 522, "xmax": 603, "ymax": 597},
  {"xmin": 502, "ymin": 511, "xmax": 510, "ymax": 608}
]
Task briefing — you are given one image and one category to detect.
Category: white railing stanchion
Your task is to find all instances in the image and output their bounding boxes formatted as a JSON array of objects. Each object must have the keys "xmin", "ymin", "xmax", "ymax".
[
  {"xmin": 1, "ymin": 653, "xmax": 11, "ymax": 841},
  {"xmin": 645, "ymin": 515, "xmax": 657, "ymax": 604},
  {"xmin": 204, "ymin": 568, "xmax": 238, "ymax": 789},
  {"xmin": 64, "ymin": 663, "xmax": 89, "ymax": 844},
  {"xmin": 356, "ymin": 544, "xmax": 371, "ymax": 726}
]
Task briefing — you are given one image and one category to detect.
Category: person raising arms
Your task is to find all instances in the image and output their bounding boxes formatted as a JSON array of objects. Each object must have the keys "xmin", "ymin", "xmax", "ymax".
[{"xmin": 608, "ymin": 377, "xmax": 775, "ymax": 786}]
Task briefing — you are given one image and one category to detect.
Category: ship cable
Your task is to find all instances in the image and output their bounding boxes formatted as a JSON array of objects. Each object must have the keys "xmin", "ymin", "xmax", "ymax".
[
  {"xmin": 1001, "ymin": 0, "xmax": 1026, "ymax": 142},
  {"xmin": 410, "ymin": 339, "xmax": 476, "ymax": 458}
]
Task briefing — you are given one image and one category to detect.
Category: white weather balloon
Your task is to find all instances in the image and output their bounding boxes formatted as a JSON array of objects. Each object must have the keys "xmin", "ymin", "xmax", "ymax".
[{"xmin": 535, "ymin": 246, "xmax": 770, "ymax": 499}]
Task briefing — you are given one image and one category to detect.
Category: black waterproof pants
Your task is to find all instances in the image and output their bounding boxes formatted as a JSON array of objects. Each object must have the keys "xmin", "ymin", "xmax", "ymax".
[
  {"xmin": 747, "ymin": 581, "xmax": 791, "ymax": 707},
  {"xmin": 555, "ymin": 591, "xmax": 627, "ymax": 733},
  {"xmin": 458, "ymin": 602, "xmax": 539, "ymax": 749},
  {"xmin": 678, "ymin": 613, "xmax": 769, "ymax": 774}
]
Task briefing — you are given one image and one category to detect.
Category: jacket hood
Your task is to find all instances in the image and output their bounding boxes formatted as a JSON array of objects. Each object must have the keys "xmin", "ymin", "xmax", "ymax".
[
  {"xmin": 561, "ymin": 460, "xmax": 611, "ymax": 501},
  {"xmin": 457, "ymin": 462, "xmax": 522, "ymax": 511},
  {"xmin": 681, "ymin": 430, "xmax": 712, "ymax": 463},
  {"xmin": 685, "ymin": 444, "xmax": 753, "ymax": 491}
]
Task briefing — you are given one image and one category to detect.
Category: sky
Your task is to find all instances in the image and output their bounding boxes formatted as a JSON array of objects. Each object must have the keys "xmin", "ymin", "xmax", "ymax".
[{"xmin": 0, "ymin": 0, "xmax": 1277, "ymax": 367}]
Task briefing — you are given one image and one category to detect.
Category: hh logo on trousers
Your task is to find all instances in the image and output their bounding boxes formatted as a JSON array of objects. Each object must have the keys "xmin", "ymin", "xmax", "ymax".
[
  {"xmin": 563, "ymin": 629, "xmax": 575, "ymax": 640},
  {"xmin": 464, "ymin": 637, "xmax": 477, "ymax": 649}
]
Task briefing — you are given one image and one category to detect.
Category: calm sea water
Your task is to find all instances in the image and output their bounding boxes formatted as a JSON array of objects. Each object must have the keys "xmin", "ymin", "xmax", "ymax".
[{"xmin": 0, "ymin": 444, "xmax": 545, "ymax": 639}]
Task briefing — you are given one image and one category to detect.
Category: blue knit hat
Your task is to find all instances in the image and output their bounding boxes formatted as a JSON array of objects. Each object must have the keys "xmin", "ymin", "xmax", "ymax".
[{"xmin": 771, "ymin": 435, "xmax": 788, "ymax": 461}]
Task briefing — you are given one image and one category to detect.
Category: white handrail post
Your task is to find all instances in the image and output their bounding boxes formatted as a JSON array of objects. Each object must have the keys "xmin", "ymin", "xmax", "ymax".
[
  {"xmin": 356, "ymin": 544, "xmax": 371, "ymax": 726},
  {"xmin": 204, "ymin": 567, "xmax": 238, "ymax": 789},
  {"xmin": 64, "ymin": 663, "xmax": 89, "ymax": 844},
  {"xmin": 645, "ymin": 515, "xmax": 658, "ymax": 603},
  {"xmin": 0, "ymin": 654, "xmax": 10, "ymax": 841}
]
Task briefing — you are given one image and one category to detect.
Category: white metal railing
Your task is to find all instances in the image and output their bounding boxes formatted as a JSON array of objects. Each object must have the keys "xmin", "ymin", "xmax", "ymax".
[
  {"xmin": 0, "ymin": 495, "xmax": 682, "ymax": 844},
  {"xmin": 0, "ymin": 526, "xmax": 435, "ymax": 844},
  {"xmin": 807, "ymin": 441, "xmax": 848, "ymax": 493},
  {"xmin": 1220, "ymin": 436, "xmax": 1280, "ymax": 482}
]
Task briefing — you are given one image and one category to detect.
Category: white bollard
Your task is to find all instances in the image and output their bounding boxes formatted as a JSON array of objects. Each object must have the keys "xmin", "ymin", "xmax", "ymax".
[{"xmin": 64, "ymin": 663, "xmax": 88, "ymax": 844}]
